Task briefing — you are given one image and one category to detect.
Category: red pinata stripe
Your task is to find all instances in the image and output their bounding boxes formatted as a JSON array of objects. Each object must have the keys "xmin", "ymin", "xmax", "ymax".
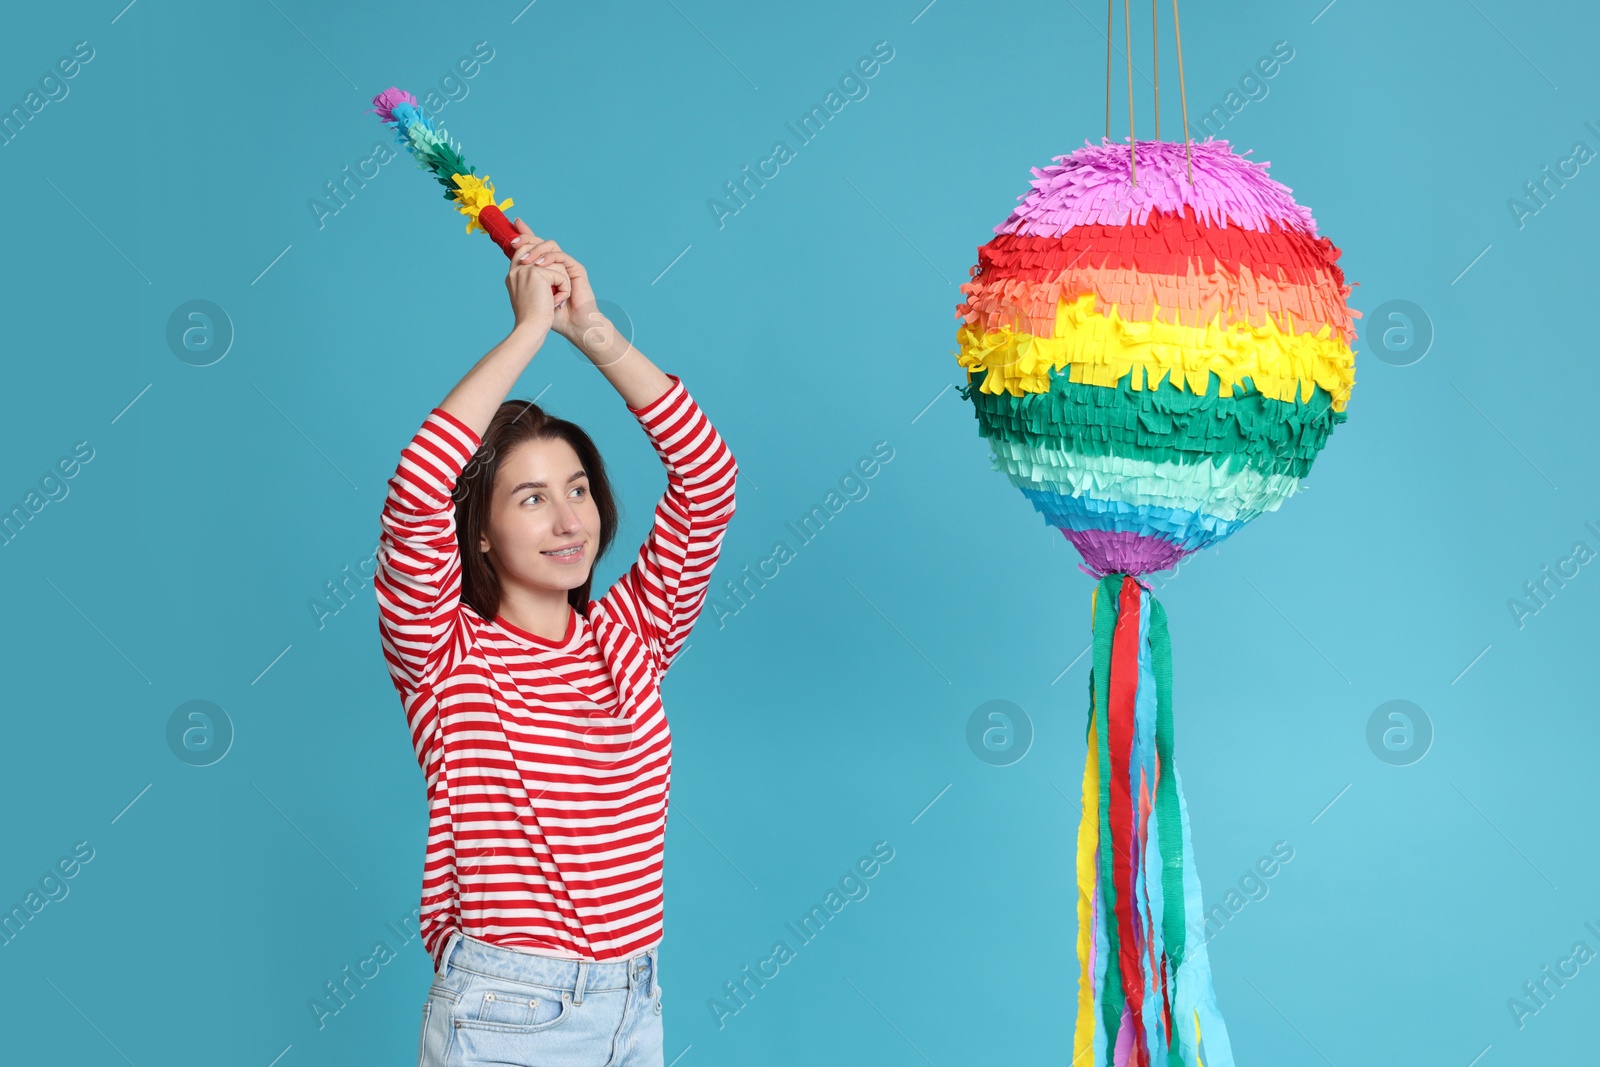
[
  {"xmin": 969, "ymin": 204, "xmax": 1348, "ymax": 291},
  {"xmin": 1109, "ymin": 576, "xmax": 1148, "ymax": 1066}
]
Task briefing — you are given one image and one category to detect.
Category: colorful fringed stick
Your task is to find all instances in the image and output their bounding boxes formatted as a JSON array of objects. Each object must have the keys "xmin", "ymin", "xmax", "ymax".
[
  {"xmin": 953, "ymin": 138, "xmax": 1358, "ymax": 1065},
  {"xmin": 368, "ymin": 87, "xmax": 521, "ymax": 259}
]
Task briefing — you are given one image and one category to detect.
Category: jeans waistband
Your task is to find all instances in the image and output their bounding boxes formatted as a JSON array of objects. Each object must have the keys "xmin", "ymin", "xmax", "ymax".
[{"xmin": 437, "ymin": 931, "xmax": 658, "ymax": 1003}]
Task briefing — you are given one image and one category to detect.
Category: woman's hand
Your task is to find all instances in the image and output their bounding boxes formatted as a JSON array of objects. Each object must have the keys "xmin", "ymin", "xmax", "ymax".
[
  {"xmin": 505, "ymin": 221, "xmax": 570, "ymax": 336},
  {"xmin": 507, "ymin": 219, "xmax": 607, "ymax": 350}
]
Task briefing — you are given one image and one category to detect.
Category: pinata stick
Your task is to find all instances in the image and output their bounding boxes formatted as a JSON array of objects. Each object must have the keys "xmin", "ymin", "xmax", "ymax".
[
  {"xmin": 475, "ymin": 204, "xmax": 518, "ymax": 256},
  {"xmin": 369, "ymin": 87, "xmax": 537, "ymax": 264}
]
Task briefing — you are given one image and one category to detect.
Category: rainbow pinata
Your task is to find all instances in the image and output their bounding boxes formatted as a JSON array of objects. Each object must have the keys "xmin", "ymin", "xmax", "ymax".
[{"xmin": 954, "ymin": 139, "xmax": 1357, "ymax": 578}]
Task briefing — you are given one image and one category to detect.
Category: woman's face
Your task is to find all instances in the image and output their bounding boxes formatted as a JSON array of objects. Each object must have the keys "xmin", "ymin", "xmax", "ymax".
[{"xmin": 478, "ymin": 436, "xmax": 599, "ymax": 596}]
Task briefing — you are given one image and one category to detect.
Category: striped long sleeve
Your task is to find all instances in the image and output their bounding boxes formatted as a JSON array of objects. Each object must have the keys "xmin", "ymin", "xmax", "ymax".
[
  {"xmin": 597, "ymin": 373, "xmax": 738, "ymax": 671},
  {"xmin": 374, "ymin": 407, "xmax": 481, "ymax": 725}
]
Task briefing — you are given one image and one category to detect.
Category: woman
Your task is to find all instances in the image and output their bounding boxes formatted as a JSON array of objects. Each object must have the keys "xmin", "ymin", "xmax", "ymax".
[{"xmin": 376, "ymin": 218, "xmax": 738, "ymax": 1067}]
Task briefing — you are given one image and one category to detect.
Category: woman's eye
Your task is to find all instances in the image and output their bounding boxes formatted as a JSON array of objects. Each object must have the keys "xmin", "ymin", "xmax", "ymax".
[
  {"xmin": 571, "ymin": 486, "xmax": 586, "ymax": 499},
  {"xmin": 522, "ymin": 494, "xmax": 541, "ymax": 505}
]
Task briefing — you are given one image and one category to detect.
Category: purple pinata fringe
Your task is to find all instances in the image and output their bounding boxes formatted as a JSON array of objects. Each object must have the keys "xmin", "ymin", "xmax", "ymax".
[{"xmin": 997, "ymin": 138, "xmax": 1319, "ymax": 238}]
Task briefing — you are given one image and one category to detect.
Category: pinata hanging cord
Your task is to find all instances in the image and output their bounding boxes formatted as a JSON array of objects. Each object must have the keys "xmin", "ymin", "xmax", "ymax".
[
  {"xmin": 1100, "ymin": 0, "xmax": 1194, "ymax": 185},
  {"xmin": 1172, "ymin": 0, "xmax": 1193, "ymax": 183}
]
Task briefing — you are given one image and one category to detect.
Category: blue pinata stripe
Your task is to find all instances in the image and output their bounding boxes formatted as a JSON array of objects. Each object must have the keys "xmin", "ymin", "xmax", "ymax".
[{"xmin": 1017, "ymin": 485, "xmax": 1244, "ymax": 550}]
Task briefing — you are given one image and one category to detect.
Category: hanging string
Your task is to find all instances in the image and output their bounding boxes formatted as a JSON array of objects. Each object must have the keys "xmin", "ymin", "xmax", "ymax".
[
  {"xmin": 1105, "ymin": 0, "xmax": 1113, "ymax": 142},
  {"xmin": 1124, "ymin": 0, "xmax": 1136, "ymax": 184},
  {"xmin": 1172, "ymin": 0, "xmax": 1192, "ymax": 183},
  {"xmin": 1100, "ymin": 0, "xmax": 1189, "ymax": 184},
  {"xmin": 1151, "ymin": 0, "xmax": 1160, "ymax": 140}
]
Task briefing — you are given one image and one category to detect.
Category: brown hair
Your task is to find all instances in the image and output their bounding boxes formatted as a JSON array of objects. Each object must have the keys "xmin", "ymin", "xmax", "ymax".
[{"xmin": 451, "ymin": 399, "xmax": 619, "ymax": 623}]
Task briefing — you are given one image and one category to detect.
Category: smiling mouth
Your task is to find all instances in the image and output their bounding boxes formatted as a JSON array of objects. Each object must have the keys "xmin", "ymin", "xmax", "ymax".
[{"xmin": 541, "ymin": 544, "xmax": 585, "ymax": 559}]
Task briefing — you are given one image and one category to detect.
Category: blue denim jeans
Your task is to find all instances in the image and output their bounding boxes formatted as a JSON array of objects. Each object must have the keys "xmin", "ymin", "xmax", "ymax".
[{"xmin": 417, "ymin": 930, "xmax": 664, "ymax": 1067}]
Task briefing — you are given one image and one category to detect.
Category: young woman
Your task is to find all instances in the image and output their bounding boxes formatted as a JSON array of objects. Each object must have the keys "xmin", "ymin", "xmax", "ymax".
[{"xmin": 376, "ymin": 218, "xmax": 738, "ymax": 1067}]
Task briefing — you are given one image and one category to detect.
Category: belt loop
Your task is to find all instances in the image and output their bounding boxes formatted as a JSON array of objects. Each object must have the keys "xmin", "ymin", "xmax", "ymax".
[
  {"xmin": 573, "ymin": 960, "xmax": 588, "ymax": 1005},
  {"xmin": 650, "ymin": 946, "xmax": 658, "ymax": 998},
  {"xmin": 436, "ymin": 929, "xmax": 463, "ymax": 978}
]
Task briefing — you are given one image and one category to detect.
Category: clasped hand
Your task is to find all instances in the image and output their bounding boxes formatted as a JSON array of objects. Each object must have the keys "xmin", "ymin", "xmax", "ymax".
[{"xmin": 504, "ymin": 218, "xmax": 612, "ymax": 351}]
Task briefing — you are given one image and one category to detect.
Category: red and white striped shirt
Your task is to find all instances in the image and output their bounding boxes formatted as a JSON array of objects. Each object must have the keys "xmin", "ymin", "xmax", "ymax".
[{"xmin": 375, "ymin": 373, "xmax": 736, "ymax": 968}]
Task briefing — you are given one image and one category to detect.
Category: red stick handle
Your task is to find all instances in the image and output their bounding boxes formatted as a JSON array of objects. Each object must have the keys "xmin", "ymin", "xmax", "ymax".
[
  {"xmin": 478, "ymin": 203, "xmax": 518, "ymax": 258},
  {"xmin": 478, "ymin": 202, "xmax": 562, "ymax": 299}
]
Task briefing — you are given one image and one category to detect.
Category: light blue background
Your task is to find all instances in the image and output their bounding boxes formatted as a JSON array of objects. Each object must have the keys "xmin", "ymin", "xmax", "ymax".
[{"xmin": 2, "ymin": 0, "xmax": 1596, "ymax": 1063}]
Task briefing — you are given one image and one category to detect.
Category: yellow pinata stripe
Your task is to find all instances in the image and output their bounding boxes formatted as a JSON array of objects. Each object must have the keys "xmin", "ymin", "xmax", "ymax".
[
  {"xmin": 450, "ymin": 173, "xmax": 514, "ymax": 236},
  {"xmin": 956, "ymin": 291, "xmax": 1355, "ymax": 412},
  {"xmin": 1073, "ymin": 585, "xmax": 1102, "ymax": 1065}
]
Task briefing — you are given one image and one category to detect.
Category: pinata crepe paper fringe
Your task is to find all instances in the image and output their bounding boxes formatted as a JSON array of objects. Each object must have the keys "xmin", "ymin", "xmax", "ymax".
[
  {"xmin": 1074, "ymin": 575, "xmax": 1235, "ymax": 1067},
  {"xmin": 953, "ymin": 140, "xmax": 1357, "ymax": 1064},
  {"xmin": 1003, "ymin": 140, "xmax": 1316, "ymax": 234},
  {"xmin": 369, "ymin": 87, "xmax": 513, "ymax": 236},
  {"xmin": 989, "ymin": 443, "xmax": 1299, "ymax": 524},
  {"xmin": 960, "ymin": 214, "xmax": 1355, "ymax": 342},
  {"xmin": 962, "ymin": 371, "xmax": 1342, "ymax": 481},
  {"xmin": 961, "ymin": 262, "xmax": 1354, "ymax": 343},
  {"xmin": 956, "ymin": 291, "xmax": 1353, "ymax": 409}
]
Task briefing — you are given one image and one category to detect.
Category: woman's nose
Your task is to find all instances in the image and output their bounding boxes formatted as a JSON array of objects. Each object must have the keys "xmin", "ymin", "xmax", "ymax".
[{"xmin": 551, "ymin": 499, "xmax": 582, "ymax": 533}]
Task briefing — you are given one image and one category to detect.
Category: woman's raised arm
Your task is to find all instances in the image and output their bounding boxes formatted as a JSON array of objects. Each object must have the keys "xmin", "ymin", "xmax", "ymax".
[
  {"xmin": 374, "ymin": 224, "xmax": 567, "ymax": 691},
  {"xmin": 531, "ymin": 236, "xmax": 737, "ymax": 668}
]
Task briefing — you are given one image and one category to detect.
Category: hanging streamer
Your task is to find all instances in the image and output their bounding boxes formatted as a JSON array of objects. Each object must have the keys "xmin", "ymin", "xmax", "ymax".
[{"xmin": 1073, "ymin": 573, "xmax": 1235, "ymax": 1065}]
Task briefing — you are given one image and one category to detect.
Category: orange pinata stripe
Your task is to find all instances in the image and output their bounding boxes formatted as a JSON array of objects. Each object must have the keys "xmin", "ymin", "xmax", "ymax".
[{"xmin": 957, "ymin": 262, "xmax": 1356, "ymax": 342}]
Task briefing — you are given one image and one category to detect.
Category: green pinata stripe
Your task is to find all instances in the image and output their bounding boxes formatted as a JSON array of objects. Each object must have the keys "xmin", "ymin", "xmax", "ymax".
[{"xmin": 959, "ymin": 366, "xmax": 1346, "ymax": 480}]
